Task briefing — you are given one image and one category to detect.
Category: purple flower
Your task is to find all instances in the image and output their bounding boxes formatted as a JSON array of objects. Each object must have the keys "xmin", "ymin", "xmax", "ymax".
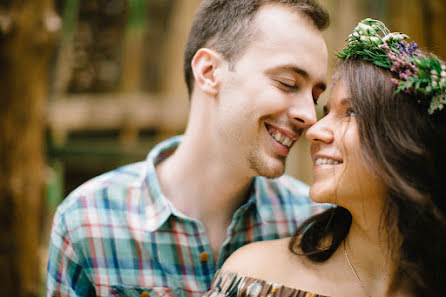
[
  {"xmin": 396, "ymin": 41, "xmax": 409, "ymax": 55},
  {"xmin": 388, "ymin": 52, "xmax": 397, "ymax": 60},
  {"xmin": 391, "ymin": 78, "xmax": 400, "ymax": 86},
  {"xmin": 331, "ymin": 72, "xmax": 341, "ymax": 80},
  {"xmin": 395, "ymin": 40, "xmax": 420, "ymax": 58},
  {"xmin": 407, "ymin": 41, "xmax": 420, "ymax": 56}
]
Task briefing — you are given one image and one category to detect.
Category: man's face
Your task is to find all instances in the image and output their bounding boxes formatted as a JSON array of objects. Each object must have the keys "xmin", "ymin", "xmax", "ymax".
[{"xmin": 213, "ymin": 4, "xmax": 328, "ymax": 178}]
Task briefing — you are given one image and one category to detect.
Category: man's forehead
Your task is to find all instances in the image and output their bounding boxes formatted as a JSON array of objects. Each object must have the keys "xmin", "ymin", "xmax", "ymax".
[{"xmin": 252, "ymin": 3, "xmax": 318, "ymax": 33}]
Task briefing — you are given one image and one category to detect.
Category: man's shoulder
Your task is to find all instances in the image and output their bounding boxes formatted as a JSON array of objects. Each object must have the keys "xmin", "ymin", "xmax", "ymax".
[{"xmin": 56, "ymin": 161, "xmax": 147, "ymax": 218}]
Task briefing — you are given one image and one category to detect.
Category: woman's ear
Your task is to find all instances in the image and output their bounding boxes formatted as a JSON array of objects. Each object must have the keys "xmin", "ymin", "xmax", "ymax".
[{"xmin": 191, "ymin": 48, "xmax": 224, "ymax": 96}]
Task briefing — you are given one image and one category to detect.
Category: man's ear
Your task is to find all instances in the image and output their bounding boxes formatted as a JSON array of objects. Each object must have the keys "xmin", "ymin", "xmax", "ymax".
[{"xmin": 191, "ymin": 48, "xmax": 224, "ymax": 96}]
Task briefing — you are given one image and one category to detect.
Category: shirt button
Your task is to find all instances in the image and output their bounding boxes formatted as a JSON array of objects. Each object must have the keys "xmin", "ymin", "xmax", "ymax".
[
  {"xmin": 200, "ymin": 251, "xmax": 209, "ymax": 262},
  {"xmin": 140, "ymin": 292, "xmax": 150, "ymax": 297}
]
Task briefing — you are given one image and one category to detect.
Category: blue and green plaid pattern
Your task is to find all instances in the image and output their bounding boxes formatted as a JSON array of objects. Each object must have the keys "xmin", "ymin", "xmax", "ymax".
[{"xmin": 46, "ymin": 135, "xmax": 328, "ymax": 297}]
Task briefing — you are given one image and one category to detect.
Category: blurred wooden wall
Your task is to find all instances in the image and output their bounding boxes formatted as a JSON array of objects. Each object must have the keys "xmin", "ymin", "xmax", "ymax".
[{"xmin": 46, "ymin": 0, "xmax": 446, "ymax": 187}]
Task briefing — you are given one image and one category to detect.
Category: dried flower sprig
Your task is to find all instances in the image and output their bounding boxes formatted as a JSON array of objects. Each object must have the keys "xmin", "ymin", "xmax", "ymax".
[{"xmin": 336, "ymin": 18, "xmax": 446, "ymax": 115}]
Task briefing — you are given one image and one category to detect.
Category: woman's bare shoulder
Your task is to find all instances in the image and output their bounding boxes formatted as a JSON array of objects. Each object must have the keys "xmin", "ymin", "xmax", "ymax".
[
  {"xmin": 221, "ymin": 237, "xmax": 303, "ymax": 279},
  {"xmin": 220, "ymin": 238, "xmax": 353, "ymax": 297}
]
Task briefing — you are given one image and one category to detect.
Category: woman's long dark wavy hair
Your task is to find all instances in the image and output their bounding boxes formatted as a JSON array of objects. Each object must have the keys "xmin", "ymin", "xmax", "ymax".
[{"xmin": 289, "ymin": 58, "xmax": 446, "ymax": 296}]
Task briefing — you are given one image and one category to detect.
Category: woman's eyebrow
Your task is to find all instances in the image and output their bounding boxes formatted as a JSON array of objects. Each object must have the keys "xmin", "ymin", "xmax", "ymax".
[{"xmin": 340, "ymin": 97, "xmax": 353, "ymax": 105}]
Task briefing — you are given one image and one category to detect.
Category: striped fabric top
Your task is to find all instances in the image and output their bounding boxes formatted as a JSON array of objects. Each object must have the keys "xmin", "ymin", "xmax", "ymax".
[
  {"xmin": 204, "ymin": 270, "xmax": 328, "ymax": 297},
  {"xmin": 46, "ymin": 135, "xmax": 329, "ymax": 297}
]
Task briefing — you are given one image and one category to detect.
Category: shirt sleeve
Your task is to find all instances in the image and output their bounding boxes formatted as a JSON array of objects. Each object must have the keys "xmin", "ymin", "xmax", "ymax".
[{"xmin": 46, "ymin": 209, "xmax": 95, "ymax": 297}]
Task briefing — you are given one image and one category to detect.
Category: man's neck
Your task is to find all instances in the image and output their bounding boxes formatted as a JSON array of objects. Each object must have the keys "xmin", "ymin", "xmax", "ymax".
[{"xmin": 155, "ymin": 133, "xmax": 254, "ymax": 224}]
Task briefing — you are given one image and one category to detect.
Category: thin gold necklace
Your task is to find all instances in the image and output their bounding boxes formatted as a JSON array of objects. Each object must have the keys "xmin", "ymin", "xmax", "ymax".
[{"xmin": 344, "ymin": 240, "xmax": 372, "ymax": 297}]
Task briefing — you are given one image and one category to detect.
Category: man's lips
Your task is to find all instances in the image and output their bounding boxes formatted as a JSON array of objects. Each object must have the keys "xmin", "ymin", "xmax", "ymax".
[{"xmin": 265, "ymin": 123, "xmax": 299, "ymax": 148}]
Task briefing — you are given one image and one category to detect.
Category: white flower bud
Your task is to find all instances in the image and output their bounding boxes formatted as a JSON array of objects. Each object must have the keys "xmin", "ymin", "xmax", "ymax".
[
  {"xmin": 382, "ymin": 32, "xmax": 407, "ymax": 42},
  {"xmin": 441, "ymin": 64, "xmax": 446, "ymax": 71},
  {"xmin": 431, "ymin": 69, "xmax": 438, "ymax": 75},
  {"xmin": 357, "ymin": 23, "xmax": 374, "ymax": 35},
  {"xmin": 396, "ymin": 33, "xmax": 409, "ymax": 40},
  {"xmin": 353, "ymin": 31, "xmax": 359, "ymax": 37},
  {"xmin": 432, "ymin": 81, "xmax": 438, "ymax": 87},
  {"xmin": 360, "ymin": 35, "xmax": 371, "ymax": 43},
  {"xmin": 426, "ymin": 86, "xmax": 432, "ymax": 93},
  {"xmin": 440, "ymin": 78, "xmax": 446, "ymax": 86},
  {"xmin": 441, "ymin": 71, "xmax": 446, "ymax": 78},
  {"xmin": 369, "ymin": 36, "xmax": 382, "ymax": 44}
]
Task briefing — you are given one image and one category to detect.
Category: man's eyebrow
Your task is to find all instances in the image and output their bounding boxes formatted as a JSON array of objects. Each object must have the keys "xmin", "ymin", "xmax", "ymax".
[
  {"xmin": 289, "ymin": 66, "xmax": 309, "ymax": 79},
  {"xmin": 288, "ymin": 65, "xmax": 327, "ymax": 91}
]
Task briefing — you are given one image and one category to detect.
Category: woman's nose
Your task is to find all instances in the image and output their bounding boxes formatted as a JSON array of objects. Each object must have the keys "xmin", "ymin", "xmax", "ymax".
[{"xmin": 305, "ymin": 116, "xmax": 333, "ymax": 144}]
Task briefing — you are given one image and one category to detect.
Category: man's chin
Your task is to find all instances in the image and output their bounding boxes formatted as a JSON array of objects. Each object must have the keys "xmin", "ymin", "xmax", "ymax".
[
  {"xmin": 250, "ymin": 159, "xmax": 286, "ymax": 179},
  {"xmin": 260, "ymin": 170, "xmax": 285, "ymax": 179}
]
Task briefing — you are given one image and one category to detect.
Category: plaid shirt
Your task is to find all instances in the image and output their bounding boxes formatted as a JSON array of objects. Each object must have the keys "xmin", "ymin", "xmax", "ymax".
[{"xmin": 47, "ymin": 135, "xmax": 328, "ymax": 297}]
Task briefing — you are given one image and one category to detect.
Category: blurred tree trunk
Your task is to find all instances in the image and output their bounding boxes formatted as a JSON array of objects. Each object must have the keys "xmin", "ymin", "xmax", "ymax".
[{"xmin": 0, "ymin": 0, "xmax": 60, "ymax": 296}]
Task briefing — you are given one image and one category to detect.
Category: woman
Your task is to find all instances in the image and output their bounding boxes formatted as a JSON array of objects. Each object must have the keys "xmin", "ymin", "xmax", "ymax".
[{"xmin": 203, "ymin": 19, "xmax": 446, "ymax": 297}]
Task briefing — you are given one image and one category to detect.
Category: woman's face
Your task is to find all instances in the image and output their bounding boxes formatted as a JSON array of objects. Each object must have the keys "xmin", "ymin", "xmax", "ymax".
[{"xmin": 306, "ymin": 80, "xmax": 386, "ymax": 211}]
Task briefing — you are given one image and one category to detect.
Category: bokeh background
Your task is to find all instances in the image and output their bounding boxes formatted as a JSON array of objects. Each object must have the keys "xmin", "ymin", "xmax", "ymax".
[{"xmin": 0, "ymin": 0, "xmax": 445, "ymax": 296}]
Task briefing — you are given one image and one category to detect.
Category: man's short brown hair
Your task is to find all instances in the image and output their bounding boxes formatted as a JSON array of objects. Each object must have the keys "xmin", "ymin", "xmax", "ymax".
[{"xmin": 183, "ymin": 0, "xmax": 330, "ymax": 96}]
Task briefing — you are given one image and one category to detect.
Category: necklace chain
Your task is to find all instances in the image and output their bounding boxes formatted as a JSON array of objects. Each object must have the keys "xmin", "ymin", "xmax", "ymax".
[{"xmin": 344, "ymin": 240, "xmax": 372, "ymax": 297}]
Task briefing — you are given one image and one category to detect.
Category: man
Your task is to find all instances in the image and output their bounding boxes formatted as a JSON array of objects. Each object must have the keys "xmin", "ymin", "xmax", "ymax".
[{"xmin": 46, "ymin": 0, "xmax": 329, "ymax": 296}]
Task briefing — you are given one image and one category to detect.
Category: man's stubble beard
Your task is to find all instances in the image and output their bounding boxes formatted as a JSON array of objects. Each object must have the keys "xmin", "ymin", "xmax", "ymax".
[{"xmin": 247, "ymin": 146, "xmax": 287, "ymax": 178}]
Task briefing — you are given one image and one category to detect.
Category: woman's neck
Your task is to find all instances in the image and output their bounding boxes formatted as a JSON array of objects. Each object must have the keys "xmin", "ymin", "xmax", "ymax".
[{"xmin": 344, "ymin": 214, "xmax": 401, "ymax": 296}]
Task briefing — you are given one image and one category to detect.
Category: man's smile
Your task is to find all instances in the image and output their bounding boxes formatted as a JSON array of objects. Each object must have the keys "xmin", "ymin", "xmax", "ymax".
[{"xmin": 265, "ymin": 123, "xmax": 298, "ymax": 148}]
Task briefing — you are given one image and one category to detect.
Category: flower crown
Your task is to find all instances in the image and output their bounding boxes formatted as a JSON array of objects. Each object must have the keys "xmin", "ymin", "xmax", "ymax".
[{"xmin": 336, "ymin": 18, "xmax": 446, "ymax": 115}]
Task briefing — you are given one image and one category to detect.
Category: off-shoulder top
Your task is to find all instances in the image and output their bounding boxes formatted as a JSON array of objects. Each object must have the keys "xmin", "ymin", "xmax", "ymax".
[{"xmin": 203, "ymin": 270, "xmax": 329, "ymax": 297}]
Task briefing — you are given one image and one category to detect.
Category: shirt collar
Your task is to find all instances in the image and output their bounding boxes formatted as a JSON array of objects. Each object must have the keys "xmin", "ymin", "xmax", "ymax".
[
  {"xmin": 250, "ymin": 176, "xmax": 281, "ymax": 223},
  {"xmin": 142, "ymin": 135, "xmax": 278, "ymax": 231},
  {"xmin": 143, "ymin": 135, "xmax": 183, "ymax": 232},
  {"xmin": 224, "ymin": 176, "xmax": 280, "ymax": 224}
]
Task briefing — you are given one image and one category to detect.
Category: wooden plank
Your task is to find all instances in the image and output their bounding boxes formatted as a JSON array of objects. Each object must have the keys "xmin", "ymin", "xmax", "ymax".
[
  {"xmin": 160, "ymin": 0, "xmax": 202, "ymax": 97},
  {"xmin": 50, "ymin": 0, "xmax": 79, "ymax": 98},
  {"xmin": 47, "ymin": 93, "xmax": 189, "ymax": 144},
  {"xmin": 121, "ymin": 0, "xmax": 147, "ymax": 93}
]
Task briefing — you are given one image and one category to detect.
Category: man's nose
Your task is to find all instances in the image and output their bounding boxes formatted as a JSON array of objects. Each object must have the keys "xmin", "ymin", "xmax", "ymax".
[{"xmin": 288, "ymin": 93, "xmax": 317, "ymax": 128}]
